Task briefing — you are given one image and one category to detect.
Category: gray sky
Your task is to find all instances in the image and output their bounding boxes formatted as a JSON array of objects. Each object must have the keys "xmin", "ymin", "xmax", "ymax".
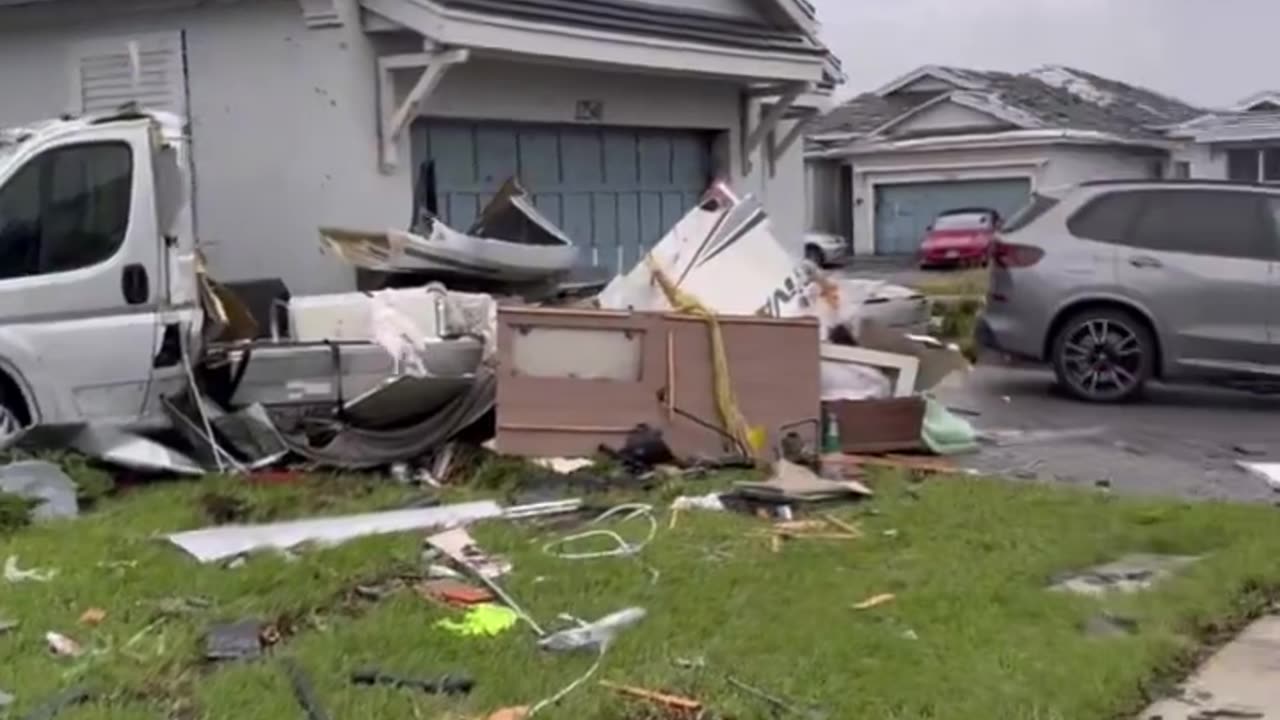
[{"xmin": 810, "ymin": 0, "xmax": 1275, "ymax": 108}]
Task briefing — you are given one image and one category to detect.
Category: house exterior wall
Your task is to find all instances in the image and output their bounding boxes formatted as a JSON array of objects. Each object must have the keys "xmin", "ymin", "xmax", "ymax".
[
  {"xmin": 0, "ymin": 0, "xmax": 812, "ymax": 294},
  {"xmin": 1172, "ymin": 143, "xmax": 1229, "ymax": 180},
  {"xmin": 842, "ymin": 143, "xmax": 1160, "ymax": 254}
]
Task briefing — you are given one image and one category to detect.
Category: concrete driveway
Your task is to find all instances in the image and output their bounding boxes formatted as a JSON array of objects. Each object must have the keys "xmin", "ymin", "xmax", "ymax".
[{"xmin": 936, "ymin": 364, "xmax": 1280, "ymax": 503}]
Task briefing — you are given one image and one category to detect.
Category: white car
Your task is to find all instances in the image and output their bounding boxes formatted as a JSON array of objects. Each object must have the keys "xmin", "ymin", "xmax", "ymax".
[{"xmin": 803, "ymin": 231, "xmax": 852, "ymax": 267}]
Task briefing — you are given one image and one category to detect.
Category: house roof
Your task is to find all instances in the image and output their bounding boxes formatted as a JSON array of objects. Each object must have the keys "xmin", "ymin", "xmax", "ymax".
[
  {"xmin": 437, "ymin": 0, "xmax": 828, "ymax": 56},
  {"xmin": 808, "ymin": 64, "xmax": 1204, "ymax": 146},
  {"xmin": 1167, "ymin": 111, "xmax": 1280, "ymax": 143}
]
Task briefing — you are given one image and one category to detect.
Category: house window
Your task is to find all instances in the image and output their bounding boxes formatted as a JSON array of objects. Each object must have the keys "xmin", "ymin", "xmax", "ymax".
[
  {"xmin": 1225, "ymin": 148, "xmax": 1280, "ymax": 183},
  {"xmin": 0, "ymin": 142, "xmax": 134, "ymax": 281}
]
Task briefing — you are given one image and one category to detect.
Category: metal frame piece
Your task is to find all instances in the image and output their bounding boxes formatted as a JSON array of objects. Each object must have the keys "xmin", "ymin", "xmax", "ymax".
[{"xmin": 377, "ymin": 48, "xmax": 470, "ymax": 172}]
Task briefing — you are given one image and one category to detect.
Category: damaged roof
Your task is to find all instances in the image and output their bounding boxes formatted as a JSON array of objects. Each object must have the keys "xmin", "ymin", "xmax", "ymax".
[
  {"xmin": 809, "ymin": 64, "xmax": 1204, "ymax": 144},
  {"xmin": 436, "ymin": 0, "xmax": 827, "ymax": 56}
]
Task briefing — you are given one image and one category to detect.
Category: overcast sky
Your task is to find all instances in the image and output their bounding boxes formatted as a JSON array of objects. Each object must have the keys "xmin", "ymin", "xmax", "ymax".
[{"xmin": 810, "ymin": 0, "xmax": 1275, "ymax": 108}]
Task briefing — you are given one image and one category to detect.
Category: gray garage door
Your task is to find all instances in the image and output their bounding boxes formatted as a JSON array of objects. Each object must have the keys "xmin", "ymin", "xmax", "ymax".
[
  {"xmin": 412, "ymin": 120, "xmax": 714, "ymax": 271},
  {"xmin": 874, "ymin": 178, "xmax": 1032, "ymax": 255}
]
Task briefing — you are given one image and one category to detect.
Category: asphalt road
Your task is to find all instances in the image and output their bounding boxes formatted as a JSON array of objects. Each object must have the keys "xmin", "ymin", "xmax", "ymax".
[{"xmin": 936, "ymin": 364, "xmax": 1280, "ymax": 503}]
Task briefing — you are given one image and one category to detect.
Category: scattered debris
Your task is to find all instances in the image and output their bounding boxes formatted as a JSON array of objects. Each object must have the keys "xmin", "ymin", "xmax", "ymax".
[
  {"xmin": 1083, "ymin": 613, "xmax": 1139, "ymax": 637},
  {"xmin": 978, "ymin": 427, "xmax": 1107, "ymax": 448},
  {"xmin": 78, "ymin": 609, "xmax": 106, "ymax": 627},
  {"xmin": 824, "ymin": 397, "xmax": 924, "ymax": 453},
  {"xmin": 45, "ymin": 632, "xmax": 83, "ymax": 658},
  {"xmin": 167, "ymin": 500, "xmax": 504, "ymax": 563},
  {"xmin": 0, "ymin": 461, "xmax": 78, "ymax": 521},
  {"xmin": 825, "ymin": 453, "xmax": 957, "ymax": 475},
  {"xmin": 484, "ymin": 707, "xmax": 530, "ymax": 720},
  {"xmin": 0, "ymin": 617, "xmax": 18, "ymax": 634},
  {"xmin": 435, "ymin": 605, "xmax": 519, "ymax": 637},
  {"xmin": 537, "ymin": 607, "xmax": 646, "ymax": 653},
  {"xmin": 1050, "ymin": 554, "xmax": 1200, "ymax": 596},
  {"xmin": 427, "ymin": 527, "xmax": 512, "ymax": 579},
  {"xmin": 852, "ymin": 593, "xmax": 896, "ymax": 611},
  {"xmin": 282, "ymin": 658, "xmax": 332, "ymax": 720},
  {"xmin": 205, "ymin": 620, "xmax": 265, "ymax": 661},
  {"xmin": 670, "ymin": 493, "xmax": 726, "ymax": 512},
  {"xmin": 1237, "ymin": 462, "xmax": 1280, "ymax": 492},
  {"xmin": 600, "ymin": 681, "xmax": 702, "ymax": 715},
  {"xmin": 727, "ymin": 675, "xmax": 828, "ymax": 720},
  {"xmin": 416, "ymin": 579, "xmax": 495, "ymax": 607},
  {"xmin": 1232, "ymin": 444, "xmax": 1268, "ymax": 458},
  {"xmin": 731, "ymin": 459, "xmax": 872, "ymax": 505},
  {"xmin": 541, "ymin": 504, "xmax": 657, "ymax": 561},
  {"xmin": 532, "ymin": 458, "xmax": 595, "ymax": 474},
  {"xmin": 921, "ymin": 399, "xmax": 979, "ymax": 455},
  {"xmin": 351, "ymin": 667, "xmax": 475, "ymax": 696},
  {"xmin": 4, "ymin": 556, "xmax": 57, "ymax": 583},
  {"xmin": 17, "ymin": 686, "xmax": 91, "ymax": 720},
  {"xmin": 11, "ymin": 425, "xmax": 204, "ymax": 476}
]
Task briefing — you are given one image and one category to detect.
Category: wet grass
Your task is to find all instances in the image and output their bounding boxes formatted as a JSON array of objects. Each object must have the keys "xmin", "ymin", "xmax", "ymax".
[
  {"xmin": 4, "ymin": 466, "xmax": 1280, "ymax": 719},
  {"xmin": 912, "ymin": 267, "xmax": 990, "ymax": 298}
]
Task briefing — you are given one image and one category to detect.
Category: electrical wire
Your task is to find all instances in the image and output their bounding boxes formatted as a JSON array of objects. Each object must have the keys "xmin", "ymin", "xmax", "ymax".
[
  {"xmin": 541, "ymin": 504, "xmax": 657, "ymax": 561},
  {"xmin": 526, "ymin": 647, "xmax": 606, "ymax": 717}
]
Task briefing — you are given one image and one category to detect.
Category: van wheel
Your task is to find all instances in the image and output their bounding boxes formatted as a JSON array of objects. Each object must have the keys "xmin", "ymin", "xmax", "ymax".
[
  {"xmin": 1051, "ymin": 308, "xmax": 1153, "ymax": 403},
  {"xmin": 0, "ymin": 386, "xmax": 26, "ymax": 443}
]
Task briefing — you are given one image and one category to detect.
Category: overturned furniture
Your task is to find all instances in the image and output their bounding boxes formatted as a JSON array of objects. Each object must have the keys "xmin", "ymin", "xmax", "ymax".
[{"xmin": 493, "ymin": 306, "xmax": 820, "ymax": 460}]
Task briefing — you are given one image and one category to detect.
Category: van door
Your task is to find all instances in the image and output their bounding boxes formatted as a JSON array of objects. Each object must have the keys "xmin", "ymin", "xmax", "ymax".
[
  {"xmin": 0, "ymin": 122, "xmax": 164, "ymax": 425},
  {"xmin": 1115, "ymin": 188, "xmax": 1275, "ymax": 372}
]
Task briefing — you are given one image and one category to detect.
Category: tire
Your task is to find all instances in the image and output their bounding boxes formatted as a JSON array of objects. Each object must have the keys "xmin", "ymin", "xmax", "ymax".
[
  {"xmin": 804, "ymin": 245, "xmax": 825, "ymax": 267},
  {"xmin": 0, "ymin": 380, "xmax": 27, "ymax": 445},
  {"xmin": 1051, "ymin": 308, "xmax": 1154, "ymax": 403}
]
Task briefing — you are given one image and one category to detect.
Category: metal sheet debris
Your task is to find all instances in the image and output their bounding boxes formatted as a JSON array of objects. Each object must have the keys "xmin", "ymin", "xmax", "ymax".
[
  {"xmin": 166, "ymin": 500, "xmax": 503, "ymax": 563},
  {"xmin": 1050, "ymin": 554, "xmax": 1201, "ymax": 596},
  {"xmin": 8, "ymin": 425, "xmax": 204, "ymax": 476},
  {"xmin": 205, "ymin": 620, "xmax": 264, "ymax": 661},
  {"xmin": 0, "ymin": 461, "xmax": 78, "ymax": 521},
  {"xmin": 1238, "ymin": 462, "xmax": 1280, "ymax": 492},
  {"xmin": 426, "ymin": 528, "xmax": 512, "ymax": 579}
]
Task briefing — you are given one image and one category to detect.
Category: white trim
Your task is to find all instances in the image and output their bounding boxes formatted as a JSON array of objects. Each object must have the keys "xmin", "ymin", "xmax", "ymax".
[
  {"xmin": 821, "ymin": 343, "xmax": 918, "ymax": 397},
  {"xmin": 359, "ymin": 0, "xmax": 826, "ymax": 83},
  {"xmin": 813, "ymin": 129, "xmax": 1174, "ymax": 159},
  {"xmin": 741, "ymin": 82, "xmax": 804, "ymax": 174},
  {"xmin": 872, "ymin": 64, "xmax": 986, "ymax": 98},
  {"xmin": 377, "ymin": 48, "xmax": 470, "ymax": 172}
]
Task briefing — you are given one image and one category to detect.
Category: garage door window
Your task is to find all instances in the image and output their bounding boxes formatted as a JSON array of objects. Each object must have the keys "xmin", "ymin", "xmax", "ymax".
[{"xmin": 0, "ymin": 142, "xmax": 134, "ymax": 280}]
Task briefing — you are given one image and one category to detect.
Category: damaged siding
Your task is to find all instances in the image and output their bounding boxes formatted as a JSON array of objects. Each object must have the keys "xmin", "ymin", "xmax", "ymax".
[{"xmin": 72, "ymin": 31, "xmax": 188, "ymax": 116}]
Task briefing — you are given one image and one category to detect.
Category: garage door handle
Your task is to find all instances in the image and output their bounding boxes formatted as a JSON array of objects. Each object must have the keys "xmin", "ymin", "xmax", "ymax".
[{"xmin": 1128, "ymin": 255, "xmax": 1163, "ymax": 269}]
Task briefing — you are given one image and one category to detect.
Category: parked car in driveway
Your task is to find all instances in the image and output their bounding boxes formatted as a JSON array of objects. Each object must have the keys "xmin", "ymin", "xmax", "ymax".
[
  {"xmin": 803, "ymin": 231, "xmax": 852, "ymax": 267},
  {"xmin": 977, "ymin": 180, "xmax": 1280, "ymax": 402},
  {"xmin": 918, "ymin": 208, "xmax": 1000, "ymax": 269}
]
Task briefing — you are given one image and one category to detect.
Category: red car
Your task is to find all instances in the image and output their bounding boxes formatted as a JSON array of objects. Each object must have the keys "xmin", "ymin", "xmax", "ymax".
[{"xmin": 918, "ymin": 208, "xmax": 1001, "ymax": 268}]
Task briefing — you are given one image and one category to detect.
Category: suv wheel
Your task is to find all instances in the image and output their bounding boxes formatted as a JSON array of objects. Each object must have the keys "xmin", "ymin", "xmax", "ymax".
[
  {"xmin": 1051, "ymin": 308, "xmax": 1153, "ymax": 403},
  {"xmin": 804, "ymin": 244, "xmax": 825, "ymax": 267},
  {"xmin": 0, "ymin": 382, "xmax": 27, "ymax": 446}
]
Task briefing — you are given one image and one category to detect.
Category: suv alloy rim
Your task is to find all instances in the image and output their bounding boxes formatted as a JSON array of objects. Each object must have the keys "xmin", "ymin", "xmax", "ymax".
[{"xmin": 1061, "ymin": 318, "xmax": 1143, "ymax": 398}]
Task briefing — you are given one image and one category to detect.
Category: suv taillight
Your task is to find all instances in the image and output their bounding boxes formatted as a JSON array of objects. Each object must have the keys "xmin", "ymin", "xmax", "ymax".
[{"xmin": 993, "ymin": 239, "xmax": 1044, "ymax": 268}]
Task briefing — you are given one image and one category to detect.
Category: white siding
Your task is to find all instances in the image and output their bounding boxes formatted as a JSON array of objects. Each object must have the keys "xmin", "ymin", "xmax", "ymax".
[
  {"xmin": 639, "ymin": 0, "xmax": 767, "ymax": 20},
  {"xmin": 72, "ymin": 31, "xmax": 187, "ymax": 116},
  {"xmin": 1172, "ymin": 143, "xmax": 1228, "ymax": 180}
]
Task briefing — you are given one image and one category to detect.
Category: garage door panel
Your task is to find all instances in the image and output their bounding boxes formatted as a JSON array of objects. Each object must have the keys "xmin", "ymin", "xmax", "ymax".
[
  {"xmin": 519, "ymin": 129, "xmax": 561, "ymax": 186},
  {"xmin": 414, "ymin": 120, "xmax": 711, "ymax": 271},
  {"xmin": 874, "ymin": 179, "xmax": 1031, "ymax": 255},
  {"xmin": 475, "ymin": 127, "xmax": 518, "ymax": 184}
]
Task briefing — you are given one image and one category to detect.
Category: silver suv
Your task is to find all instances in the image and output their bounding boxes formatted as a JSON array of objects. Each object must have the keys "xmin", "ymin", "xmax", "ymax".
[{"xmin": 977, "ymin": 180, "xmax": 1280, "ymax": 402}]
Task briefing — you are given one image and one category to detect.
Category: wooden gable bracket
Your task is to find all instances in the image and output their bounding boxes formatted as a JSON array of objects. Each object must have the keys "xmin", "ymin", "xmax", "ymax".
[
  {"xmin": 766, "ymin": 108, "xmax": 819, "ymax": 177},
  {"xmin": 376, "ymin": 48, "xmax": 470, "ymax": 173},
  {"xmin": 741, "ymin": 82, "xmax": 804, "ymax": 175}
]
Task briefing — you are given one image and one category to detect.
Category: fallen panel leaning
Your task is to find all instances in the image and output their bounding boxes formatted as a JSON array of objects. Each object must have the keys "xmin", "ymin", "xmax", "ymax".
[
  {"xmin": 8, "ymin": 424, "xmax": 204, "ymax": 476},
  {"xmin": 494, "ymin": 307, "xmax": 820, "ymax": 459},
  {"xmin": 166, "ymin": 500, "xmax": 504, "ymax": 563}
]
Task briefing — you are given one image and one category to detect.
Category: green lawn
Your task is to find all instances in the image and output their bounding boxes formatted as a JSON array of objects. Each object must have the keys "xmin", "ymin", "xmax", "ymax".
[
  {"xmin": 912, "ymin": 268, "xmax": 990, "ymax": 298},
  {"xmin": 4, "ymin": 465, "xmax": 1280, "ymax": 719}
]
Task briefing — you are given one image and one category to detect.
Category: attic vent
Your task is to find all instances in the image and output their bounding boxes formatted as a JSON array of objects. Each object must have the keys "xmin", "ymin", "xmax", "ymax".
[
  {"xmin": 298, "ymin": 0, "xmax": 343, "ymax": 28},
  {"xmin": 72, "ymin": 31, "xmax": 188, "ymax": 117}
]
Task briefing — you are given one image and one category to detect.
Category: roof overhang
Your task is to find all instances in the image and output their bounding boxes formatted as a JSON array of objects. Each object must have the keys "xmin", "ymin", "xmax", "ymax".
[
  {"xmin": 1234, "ymin": 90, "xmax": 1280, "ymax": 112},
  {"xmin": 863, "ymin": 90, "xmax": 1042, "ymax": 138},
  {"xmin": 361, "ymin": 0, "xmax": 827, "ymax": 83},
  {"xmin": 808, "ymin": 129, "xmax": 1175, "ymax": 159}
]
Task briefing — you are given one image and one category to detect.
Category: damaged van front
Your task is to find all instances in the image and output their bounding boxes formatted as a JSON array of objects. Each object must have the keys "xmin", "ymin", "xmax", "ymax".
[{"xmin": 0, "ymin": 109, "xmax": 200, "ymax": 445}]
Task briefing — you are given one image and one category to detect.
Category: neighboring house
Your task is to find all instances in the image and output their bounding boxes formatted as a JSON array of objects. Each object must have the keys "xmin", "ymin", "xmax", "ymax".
[
  {"xmin": 1166, "ymin": 92, "xmax": 1280, "ymax": 184},
  {"xmin": 804, "ymin": 65, "xmax": 1203, "ymax": 257},
  {"xmin": 0, "ymin": 0, "xmax": 839, "ymax": 294}
]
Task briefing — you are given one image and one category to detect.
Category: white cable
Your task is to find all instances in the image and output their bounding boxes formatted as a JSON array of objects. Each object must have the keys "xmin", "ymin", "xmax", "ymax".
[
  {"xmin": 541, "ymin": 504, "xmax": 657, "ymax": 561},
  {"xmin": 526, "ymin": 647, "xmax": 605, "ymax": 717}
]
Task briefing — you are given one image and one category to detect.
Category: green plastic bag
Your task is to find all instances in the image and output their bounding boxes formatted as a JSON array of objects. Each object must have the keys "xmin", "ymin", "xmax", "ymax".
[
  {"xmin": 435, "ymin": 604, "xmax": 519, "ymax": 637},
  {"xmin": 921, "ymin": 397, "xmax": 979, "ymax": 456}
]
